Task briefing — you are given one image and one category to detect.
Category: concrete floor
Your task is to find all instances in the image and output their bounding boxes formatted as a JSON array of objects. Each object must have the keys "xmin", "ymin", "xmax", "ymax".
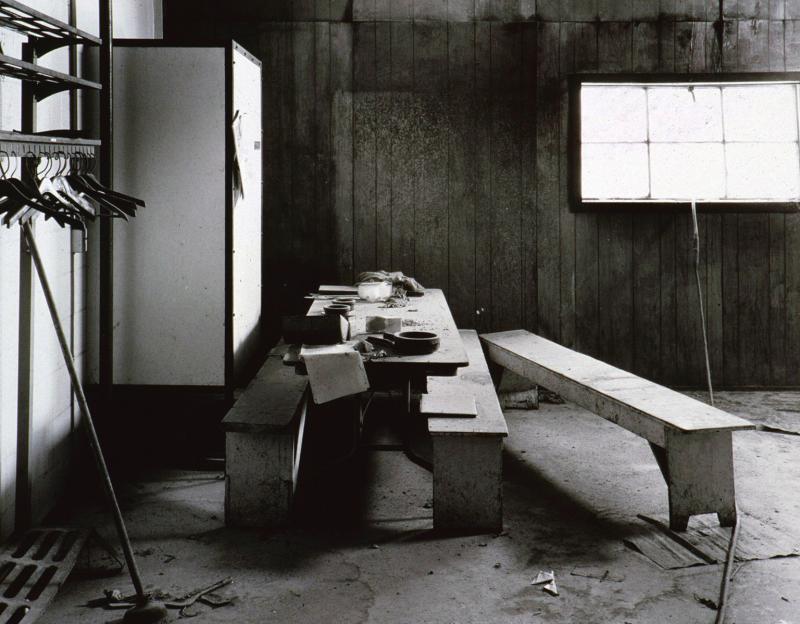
[{"xmin": 38, "ymin": 391, "xmax": 800, "ymax": 624}]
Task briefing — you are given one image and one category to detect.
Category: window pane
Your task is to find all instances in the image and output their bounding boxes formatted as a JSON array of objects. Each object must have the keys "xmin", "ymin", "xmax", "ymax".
[
  {"xmin": 582, "ymin": 144, "xmax": 650, "ymax": 199},
  {"xmin": 723, "ymin": 85, "xmax": 798, "ymax": 141},
  {"xmin": 726, "ymin": 143, "xmax": 800, "ymax": 199},
  {"xmin": 648, "ymin": 86, "xmax": 722, "ymax": 142},
  {"xmin": 650, "ymin": 144, "xmax": 726, "ymax": 199},
  {"xmin": 581, "ymin": 86, "xmax": 647, "ymax": 142}
]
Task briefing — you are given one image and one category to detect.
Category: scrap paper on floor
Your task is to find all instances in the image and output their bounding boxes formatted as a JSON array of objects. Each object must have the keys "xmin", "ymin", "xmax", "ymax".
[{"xmin": 301, "ymin": 342, "xmax": 370, "ymax": 404}]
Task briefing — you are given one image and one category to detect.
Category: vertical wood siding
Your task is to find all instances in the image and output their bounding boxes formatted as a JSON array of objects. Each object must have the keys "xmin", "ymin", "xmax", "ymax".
[{"xmin": 166, "ymin": 0, "xmax": 800, "ymax": 387}]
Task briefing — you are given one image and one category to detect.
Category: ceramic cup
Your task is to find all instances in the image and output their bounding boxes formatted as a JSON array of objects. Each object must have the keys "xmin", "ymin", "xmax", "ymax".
[{"xmin": 324, "ymin": 303, "xmax": 351, "ymax": 316}]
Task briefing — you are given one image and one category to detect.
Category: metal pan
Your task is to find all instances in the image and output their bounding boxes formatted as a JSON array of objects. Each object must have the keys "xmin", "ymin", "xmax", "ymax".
[{"xmin": 368, "ymin": 331, "xmax": 440, "ymax": 355}]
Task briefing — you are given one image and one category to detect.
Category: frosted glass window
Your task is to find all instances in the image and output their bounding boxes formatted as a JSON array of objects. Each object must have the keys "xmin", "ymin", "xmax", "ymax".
[
  {"xmin": 581, "ymin": 86, "xmax": 647, "ymax": 142},
  {"xmin": 726, "ymin": 143, "xmax": 800, "ymax": 199},
  {"xmin": 582, "ymin": 144, "xmax": 650, "ymax": 199},
  {"xmin": 648, "ymin": 87, "xmax": 722, "ymax": 142},
  {"xmin": 650, "ymin": 144, "xmax": 726, "ymax": 199},
  {"xmin": 723, "ymin": 85, "xmax": 797, "ymax": 141},
  {"xmin": 578, "ymin": 80, "xmax": 800, "ymax": 203}
]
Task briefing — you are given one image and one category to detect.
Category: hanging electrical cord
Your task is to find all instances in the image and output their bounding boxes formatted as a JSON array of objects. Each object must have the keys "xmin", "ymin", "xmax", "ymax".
[
  {"xmin": 715, "ymin": 508, "xmax": 742, "ymax": 624},
  {"xmin": 705, "ymin": 5, "xmax": 742, "ymax": 622},
  {"xmin": 689, "ymin": 200, "xmax": 741, "ymax": 624},
  {"xmin": 690, "ymin": 200, "xmax": 715, "ymax": 407}
]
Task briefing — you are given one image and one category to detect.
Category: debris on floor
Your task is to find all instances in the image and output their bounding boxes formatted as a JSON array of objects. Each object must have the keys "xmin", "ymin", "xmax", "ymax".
[
  {"xmin": 531, "ymin": 570, "xmax": 559, "ymax": 596},
  {"xmin": 73, "ymin": 530, "xmax": 124, "ymax": 579},
  {"xmin": 570, "ymin": 567, "xmax": 625, "ymax": 582},
  {"xmin": 165, "ymin": 577, "xmax": 234, "ymax": 609},
  {"xmin": 538, "ymin": 388, "xmax": 564, "ymax": 404},
  {"xmin": 199, "ymin": 591, "xmax": 235, "ymax": 607},
  {"xmin": 88, "ymin": 577, "xmax": 236, "ymax": 616},
  {"xmin": 693, "ymin": 594, "xmax": 718, "ymax": 610},
  {"xmin": 542, "ymin": 579, "xmax": 559, "ymax": 596},
  {"xmin": 624, "ymin": 514, "xmax": 800, "ymax": 569},
  {"xmin": 500, "ymin": 389, "xmax": 539, "ymax": 410}
]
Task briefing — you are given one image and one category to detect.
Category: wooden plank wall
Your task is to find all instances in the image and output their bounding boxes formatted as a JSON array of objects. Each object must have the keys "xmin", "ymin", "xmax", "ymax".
[{"xmin": 164, "ymin": 0, "xmax": 800, "ymax": 388}]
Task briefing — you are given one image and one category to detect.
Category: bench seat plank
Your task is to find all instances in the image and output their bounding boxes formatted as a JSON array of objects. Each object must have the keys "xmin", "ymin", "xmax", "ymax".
[
  {"xmin": 480, "ymin": 330, "xmax": 752, "ymax": 447},
  {"xmin": 222, "ymin": 344, "xmax": 309, "ymax": 433},
  {"xmin": 427, "ymin": 331, "xmax": 508, "ymax": 437}
]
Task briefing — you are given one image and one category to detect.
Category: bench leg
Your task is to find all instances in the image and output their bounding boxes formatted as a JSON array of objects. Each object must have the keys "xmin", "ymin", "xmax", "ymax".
[
  {"xmin": 432, "ymin": 435, "xmax": 503, "ymax": 533},
  {"xmin": 225, "ymin": 396, "xmax": 308, "ymax": 528},
  {"xmin": 656, "ymin": 429, "xmax": 737, "ymax": 531},
  {"xmin": 226, "ymin": 432, "xmax": 295, "ymax": 527}
]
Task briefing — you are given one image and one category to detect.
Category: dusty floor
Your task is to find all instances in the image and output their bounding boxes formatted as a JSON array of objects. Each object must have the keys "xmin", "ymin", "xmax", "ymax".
[{"xmin": 37, "ymin": 391, "xmax": 800, "ymax": 624}]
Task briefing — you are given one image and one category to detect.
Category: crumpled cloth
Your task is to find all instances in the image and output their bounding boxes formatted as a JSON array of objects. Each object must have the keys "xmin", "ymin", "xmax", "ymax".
[{"xmin": 356, "ymin": 271, "xmax": 424, "ymax": 294}]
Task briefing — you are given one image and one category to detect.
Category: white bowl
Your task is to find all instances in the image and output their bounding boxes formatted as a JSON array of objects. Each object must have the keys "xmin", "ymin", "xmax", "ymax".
[{"xmin": 358, "ymin": 281, "xmax": 392, "ymax": 302}]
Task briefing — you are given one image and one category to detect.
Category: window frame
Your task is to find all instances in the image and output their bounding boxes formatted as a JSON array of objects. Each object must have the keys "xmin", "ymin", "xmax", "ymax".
[{"xmin": 568, "ymin": 72, "xmax": 800, "ymax": 214}]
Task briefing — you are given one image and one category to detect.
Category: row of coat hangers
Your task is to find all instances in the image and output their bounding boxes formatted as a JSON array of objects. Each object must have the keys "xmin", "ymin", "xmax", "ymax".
[{"xmin": 0, "ymin": 150, "xmax": 145, "ymax": 230}]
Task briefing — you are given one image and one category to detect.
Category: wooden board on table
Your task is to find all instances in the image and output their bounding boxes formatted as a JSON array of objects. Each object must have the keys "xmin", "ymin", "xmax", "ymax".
[
  {"xmin": 307, "ymin": 288, "xmax": 468, "ymax": 374},
  {"xmin": 301, "ymin": 343, "xmax": 370, "ymax": 404},
  {"xmin": 420, "ymin": 392, "xmax": 477, "ymax": 418},
  {"xmin": 318, "ymin": 284, "xmax": 358, "ymax": 295},
  {"xmin": 481, "ymin": 330, "xmax": 754, "ymax": 447}
]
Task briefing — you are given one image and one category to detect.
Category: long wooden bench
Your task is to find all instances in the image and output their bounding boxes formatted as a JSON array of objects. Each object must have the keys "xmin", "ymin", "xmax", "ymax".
[
  {"xmin": 480, "ymin": 330, "xmax": 755, "ymax": 531},
  {"xmin": 222, "ymin": 344, "xmax": 309, "ymax": 528},
  {"xmin": 420, "ymin": 330, "xmax": 508, "ymax": 533}
]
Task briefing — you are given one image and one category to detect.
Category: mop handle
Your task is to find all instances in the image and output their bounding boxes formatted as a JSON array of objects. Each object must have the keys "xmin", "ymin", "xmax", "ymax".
[{"xmin": 22, "ymin": 222, "xmax": 146, "ymax": 599}]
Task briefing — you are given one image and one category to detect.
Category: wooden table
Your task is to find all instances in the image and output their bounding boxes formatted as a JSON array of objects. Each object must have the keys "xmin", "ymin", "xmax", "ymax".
[
  {"xmin": 304, "ymin": 289, "xmax": 469, "ymax": 496},
  {"xmin": 307, "ymin": 288, "xmax": 468, "ymax": 378},
  {"xmin": 305, "ymin": 288, "xmax": 469, "ymax": 410}
]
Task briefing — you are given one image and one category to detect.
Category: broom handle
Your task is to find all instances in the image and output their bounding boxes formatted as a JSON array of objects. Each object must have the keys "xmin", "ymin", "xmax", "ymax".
[{"xmin": 22, "ymin": 222, "xmax": 146, "ymax": 599}]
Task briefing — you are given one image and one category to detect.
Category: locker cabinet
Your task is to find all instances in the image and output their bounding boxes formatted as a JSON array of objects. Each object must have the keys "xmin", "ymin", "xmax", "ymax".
[{"xmin": 112, "ymin": 40, "xmax": 263, "ymax": 395}]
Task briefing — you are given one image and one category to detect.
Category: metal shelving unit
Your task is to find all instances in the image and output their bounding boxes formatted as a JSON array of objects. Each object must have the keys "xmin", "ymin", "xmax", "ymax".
[
  {"xmin": 0, "ymin": 7, "xmax": 157, "ymax": 614},
  {"xmin": 0, "ymin": 0, "xmax": 103, "ymax": 152},
  {"xmin": 0, "ymin": 0, "xmax": 100, "ymax": 54},
  {"xmin": 0, "ymin": 51, "xmax": 101, "ymax": 99},
  {"xmin": 0, "ymin": 0, "xmax": 107, "ymax": 534},
  {"xmin": 0, "ymin": 130, "xmax": 99, "ymax": 154}
]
